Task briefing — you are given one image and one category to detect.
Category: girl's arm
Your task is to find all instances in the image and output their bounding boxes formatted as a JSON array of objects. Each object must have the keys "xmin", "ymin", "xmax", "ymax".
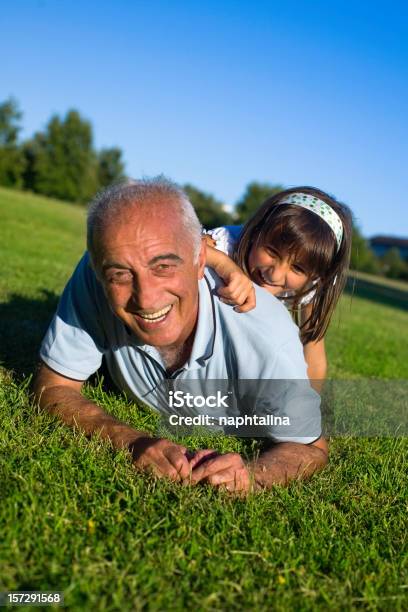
[
  {"xmin": 301, "ymin": 304, "xmax": 327, "ymax": 393},
  {"xmin": 205, "ymin": 239, "xmax": 256, "ymax": 313},
  {"xmin": 303, "ymin": 339, "xmax": 327, "ymax": 394}
]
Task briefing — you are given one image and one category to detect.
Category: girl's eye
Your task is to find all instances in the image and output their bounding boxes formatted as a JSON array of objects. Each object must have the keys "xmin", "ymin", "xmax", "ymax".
[
  {"xmin": 292, "ymin": 264, "xmax": 306, "ymax": 275},
  {"xmin": 266, "ymin": 247, "xmax": 280, "ymax": 259}
]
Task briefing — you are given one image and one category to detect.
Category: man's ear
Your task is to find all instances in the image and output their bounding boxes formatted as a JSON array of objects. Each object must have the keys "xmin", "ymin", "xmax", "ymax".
[{"xmin": 197, "ymin": 237, "xmax": 207, "ymax": 279}]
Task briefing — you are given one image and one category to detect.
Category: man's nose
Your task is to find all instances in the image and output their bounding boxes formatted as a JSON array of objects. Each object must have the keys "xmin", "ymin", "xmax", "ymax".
[{"xmin": 130, "ymin": 275, "xmax": 162, "ymax": 311}]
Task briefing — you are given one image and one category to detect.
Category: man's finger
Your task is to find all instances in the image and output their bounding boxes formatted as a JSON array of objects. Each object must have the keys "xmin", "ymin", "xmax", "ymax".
[
  {"xmin": 141, "ymin": 455, "xmax": 180, "ymax": 480},
  {"xmin": 165, "ymin": 446, "xmax": 191, "ymax": 480},
  {"xmin": 188, "ymin": 449, "xmax": 219, "ymax": 470},
  {"xmin": 190, "ymin": 453, "xmax": 243, "ymax": 483},
  {"xmin": 206, "ymin": 466, "xmax": 249, "ymax": 487}
]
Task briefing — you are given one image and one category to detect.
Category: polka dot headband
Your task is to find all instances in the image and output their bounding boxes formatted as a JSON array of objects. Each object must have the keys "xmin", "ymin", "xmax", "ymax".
[{"xmin": 278, "ymin": 192, "xmax": 344, "ymax": 251}]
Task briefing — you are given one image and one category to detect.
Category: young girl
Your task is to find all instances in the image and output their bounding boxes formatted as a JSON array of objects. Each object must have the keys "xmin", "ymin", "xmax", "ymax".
[{"xmin": 205, "ymin": 186, "xmax": 353, "ymax": 389}]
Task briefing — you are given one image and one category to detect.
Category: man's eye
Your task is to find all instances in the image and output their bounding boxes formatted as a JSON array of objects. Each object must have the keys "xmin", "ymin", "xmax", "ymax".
[
  {"xmin": 154, "ymin": 264, "xmax": 174, "ymax": 273},
  {"xmin": 108, "ymin": 271, "xmax": 132, "ymax": 284}
]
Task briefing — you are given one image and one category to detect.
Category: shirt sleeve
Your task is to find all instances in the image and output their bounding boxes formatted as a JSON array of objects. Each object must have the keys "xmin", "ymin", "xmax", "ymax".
[
  {"xmin": 255, "ymin": 343, "xmax": 322, "ymax": 444},
  {"xmin": 204, "ymin": 225, "xmax": 243, "ymax": 257},
  {"xmin": 228, "ymin": 291, "xmax": 322, "ymax": 444},
  {"xmin": 40, "ymin": 253, "xmax": 108, "ymax": 381},
  {"xmin": 232, "ymin": 346, "xmax": 321, "ymax": 444}
]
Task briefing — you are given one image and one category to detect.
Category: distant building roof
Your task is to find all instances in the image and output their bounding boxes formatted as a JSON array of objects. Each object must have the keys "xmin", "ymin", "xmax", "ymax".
[{"xmin": 370, "ymin": 235, "xmax": 408, "ymax": 248}]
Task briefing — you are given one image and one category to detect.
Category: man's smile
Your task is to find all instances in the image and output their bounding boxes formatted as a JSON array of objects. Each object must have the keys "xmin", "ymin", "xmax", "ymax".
[
  {"xmin": 129, "ymin": 303, "xmax": 175, "ymax": 329},
  {"xmin": 138, "ymin": 304, "xmax": 173, "ymax": 321}
]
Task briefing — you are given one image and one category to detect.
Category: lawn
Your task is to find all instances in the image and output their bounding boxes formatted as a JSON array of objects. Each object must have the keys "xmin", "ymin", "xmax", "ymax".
[{"xmin": 0, "ymin": 187, "xmax": 407, "ymax": 610}]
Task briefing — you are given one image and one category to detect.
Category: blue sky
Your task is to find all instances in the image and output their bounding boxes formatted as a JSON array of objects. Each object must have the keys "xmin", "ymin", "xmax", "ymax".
[{"xmin": 1, "ymin": 0, "xmax": 407, "ymax": 236}]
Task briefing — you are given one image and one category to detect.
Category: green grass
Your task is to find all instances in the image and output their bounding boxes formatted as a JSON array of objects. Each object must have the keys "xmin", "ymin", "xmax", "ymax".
[{"xmin": 1, "ymin": 187, "xmax": 407, "ymax": 610}]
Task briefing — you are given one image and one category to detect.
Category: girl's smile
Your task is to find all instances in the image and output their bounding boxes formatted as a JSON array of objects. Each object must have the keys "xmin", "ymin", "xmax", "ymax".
[{"xmin": 248, "ymin": 245, "xmax": 310, "ymax": 296}]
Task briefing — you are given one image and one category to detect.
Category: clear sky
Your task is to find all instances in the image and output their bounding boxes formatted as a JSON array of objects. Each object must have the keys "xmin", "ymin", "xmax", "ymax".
[{"xmin": 1, "ymin": 0, "xmax": 407, "ymax": 237}]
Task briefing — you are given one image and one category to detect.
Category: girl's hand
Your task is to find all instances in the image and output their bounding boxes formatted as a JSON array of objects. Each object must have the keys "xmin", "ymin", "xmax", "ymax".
[
  {"xmin": 205, "ymin": 244, "xmax": 256, "ymax": 312},
  {"xmin": 217, "ymin": 265, "xmax": 256, "ymax": 312}
]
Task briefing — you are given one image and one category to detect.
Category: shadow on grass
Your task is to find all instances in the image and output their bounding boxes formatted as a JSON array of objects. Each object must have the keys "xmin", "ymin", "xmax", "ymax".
[
  {"xmin": 345, "ymin": 276, "xmax": 408, "ymax": 312},
  {"xmin": 0, "ymin": 290, "xmax": 59, "ymax": 378},
  {"xmin": 2, "ymin": 277, "xmax": 406, "ymax": 380}
]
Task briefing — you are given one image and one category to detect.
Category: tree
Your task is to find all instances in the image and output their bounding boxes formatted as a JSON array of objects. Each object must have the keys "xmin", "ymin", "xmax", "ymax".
[
  {"xmin": 22, "ymin": 109, "xmax": 99, "ymax": 202},
  {"xmin": 183, "ymin": 183, "xmax": 233, "ymax": 228},
  {"xmin": 0, "ymin": 97, "xmax": 25, "ymax": 187},
  {"xmin": 97, "ymin": 147, "xmax": 125, "ymax": 188},
  {"xmin": 349, "ymin": 225, "xmax": 380, "ymax": 274},
  {"xmin": 380, "ymin": 248, "xmax": 408, "ymax": 280},
  {"xmin": 235, "ymin": 181, "xmax": 284, "ymax": 223}
]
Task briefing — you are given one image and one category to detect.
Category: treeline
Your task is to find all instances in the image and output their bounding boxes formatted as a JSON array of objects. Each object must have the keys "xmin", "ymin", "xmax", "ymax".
[
  {"xmin": 0, "ymin": 98, "xmax": 125, "ymax": 203},
  {"xmin": 350, "ymin": 230, "xmax": 408, "ymax": 281},
  {"xmin": 0, "ymin": 97, "xmax": 283, "ymax": 227},
  {"xmin": 1, "ymin": 97, "xmax": 406, "ymax": 280}
]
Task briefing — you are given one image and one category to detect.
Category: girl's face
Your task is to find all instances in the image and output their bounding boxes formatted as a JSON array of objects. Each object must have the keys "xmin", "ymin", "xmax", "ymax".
[{"xmin": 248, "ymin": 245, "xmax": 311, "ymax": 296}]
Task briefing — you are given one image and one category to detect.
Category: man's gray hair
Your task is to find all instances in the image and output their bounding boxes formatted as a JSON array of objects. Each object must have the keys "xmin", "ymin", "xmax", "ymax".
[{"xmin": 87, "ymin": 175, "xmax": 203, "ymax": 265}]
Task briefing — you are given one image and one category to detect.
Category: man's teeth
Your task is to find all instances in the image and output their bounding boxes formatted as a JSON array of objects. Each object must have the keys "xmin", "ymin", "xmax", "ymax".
[{"xmin": 138, "ymin": 305, "xmax": 172, "ymax": 321}]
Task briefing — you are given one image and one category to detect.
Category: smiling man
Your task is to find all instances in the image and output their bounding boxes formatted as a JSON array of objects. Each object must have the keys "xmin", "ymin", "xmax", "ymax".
[
  {"xmin": 94, "ymin": 190, "xmax": 203, "ymax": 370},
  {"xmin": 33, "ymin": 177, "xmax": 327, "ymax": 493}
]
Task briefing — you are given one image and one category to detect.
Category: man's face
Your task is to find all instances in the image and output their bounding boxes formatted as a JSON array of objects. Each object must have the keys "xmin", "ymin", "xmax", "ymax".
[{"xmin": 96, "ymin": 201, "xmax": 206, "ymax": 349}]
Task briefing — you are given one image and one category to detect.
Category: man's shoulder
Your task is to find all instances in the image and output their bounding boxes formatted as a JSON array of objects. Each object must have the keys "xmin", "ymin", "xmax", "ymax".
[
  {"xmin": 204, "ymin": 270, "xmax": 299, "ymax": 350},
  {"xmin": 67, "ymin": 252, "xmax": 102, "ymax": 295},
  {"xmin": 57, "ymin": 251, "xmax": 109, "ymax": 323}
]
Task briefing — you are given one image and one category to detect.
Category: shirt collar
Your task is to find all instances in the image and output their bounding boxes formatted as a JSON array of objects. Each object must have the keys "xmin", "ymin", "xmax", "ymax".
[{"xmin": 185, "ymin": 274, "xmax": 216, "ymax": 370}]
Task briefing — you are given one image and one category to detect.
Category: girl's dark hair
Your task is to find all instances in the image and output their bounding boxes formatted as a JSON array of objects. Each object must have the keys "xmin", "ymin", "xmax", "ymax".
[{"xmin": 234, "ymin": 186, "xmax": 352, "ymax": 344}]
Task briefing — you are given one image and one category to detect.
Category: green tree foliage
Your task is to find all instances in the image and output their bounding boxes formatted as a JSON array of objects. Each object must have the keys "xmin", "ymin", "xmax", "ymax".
[
  {"xmin": 22, "ymin": 110, "xmax": 99, "ymax": 203},
  {"xmin": 349, "ymin": 225, "xmax": 380, "ymax": 274},
  {"xmin": 235, "ymin": 181, "xmax": 284, "ymax": 223},
  {"xmin": 380, "ymin": 247, "xmax": 408, "ymax": 280},
  {"xmin": 97, "ymin": 147, "xmax": 125, "ymax": 188},
  {"xmin": 0, "ymin": 98, "xmax": 25, "ymax": 187},
  {"xmin": 184, "ymin": 183, "xmax": 234, "ymax": 228}
]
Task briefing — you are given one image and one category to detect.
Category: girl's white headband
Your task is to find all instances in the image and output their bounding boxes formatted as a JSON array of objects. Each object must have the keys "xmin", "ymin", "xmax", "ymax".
[{"xmin": 278, "ymin": 192, "xmax": 343, "ymax": 250}]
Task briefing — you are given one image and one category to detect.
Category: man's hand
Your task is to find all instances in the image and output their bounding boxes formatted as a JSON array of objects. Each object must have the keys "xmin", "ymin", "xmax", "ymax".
[
  {"xmin": 130, "ymin": 437, "xmax": 192, "ymax": 481},
  {"xmin": 187, "ymin": 452, "xmax": 254, "ymax": 492},
  {"xmin": 33, "ymin": 362, "xmax": 193, "ymax": 482},
  {"xmin": 186, "ymin": 438, "xmax": 328, "ymax": 494}
]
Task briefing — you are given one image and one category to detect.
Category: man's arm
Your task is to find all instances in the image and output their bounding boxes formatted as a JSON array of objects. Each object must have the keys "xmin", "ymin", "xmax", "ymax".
[
  {"xmin": 251, "ymin": 437, "xmax": 328, "ymax": 488},
  {"xmin": 187, "ymin": 437, "xmax": 328, "ymax": 492},
  {"xmin": 33, "ymin": 362, "xmax": 192, "ymax": 481}
]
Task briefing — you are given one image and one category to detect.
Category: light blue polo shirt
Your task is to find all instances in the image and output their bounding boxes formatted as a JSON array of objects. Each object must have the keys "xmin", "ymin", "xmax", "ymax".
[{"xmin": 40, "ymin": 252, "xmax": 321, "ymax": 443}]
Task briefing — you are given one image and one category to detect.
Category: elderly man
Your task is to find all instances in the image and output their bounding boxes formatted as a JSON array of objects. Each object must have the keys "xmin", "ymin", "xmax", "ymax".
[{"xmin": 33, "ymin": 177, "xmax": 327, "ymax": 492}]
